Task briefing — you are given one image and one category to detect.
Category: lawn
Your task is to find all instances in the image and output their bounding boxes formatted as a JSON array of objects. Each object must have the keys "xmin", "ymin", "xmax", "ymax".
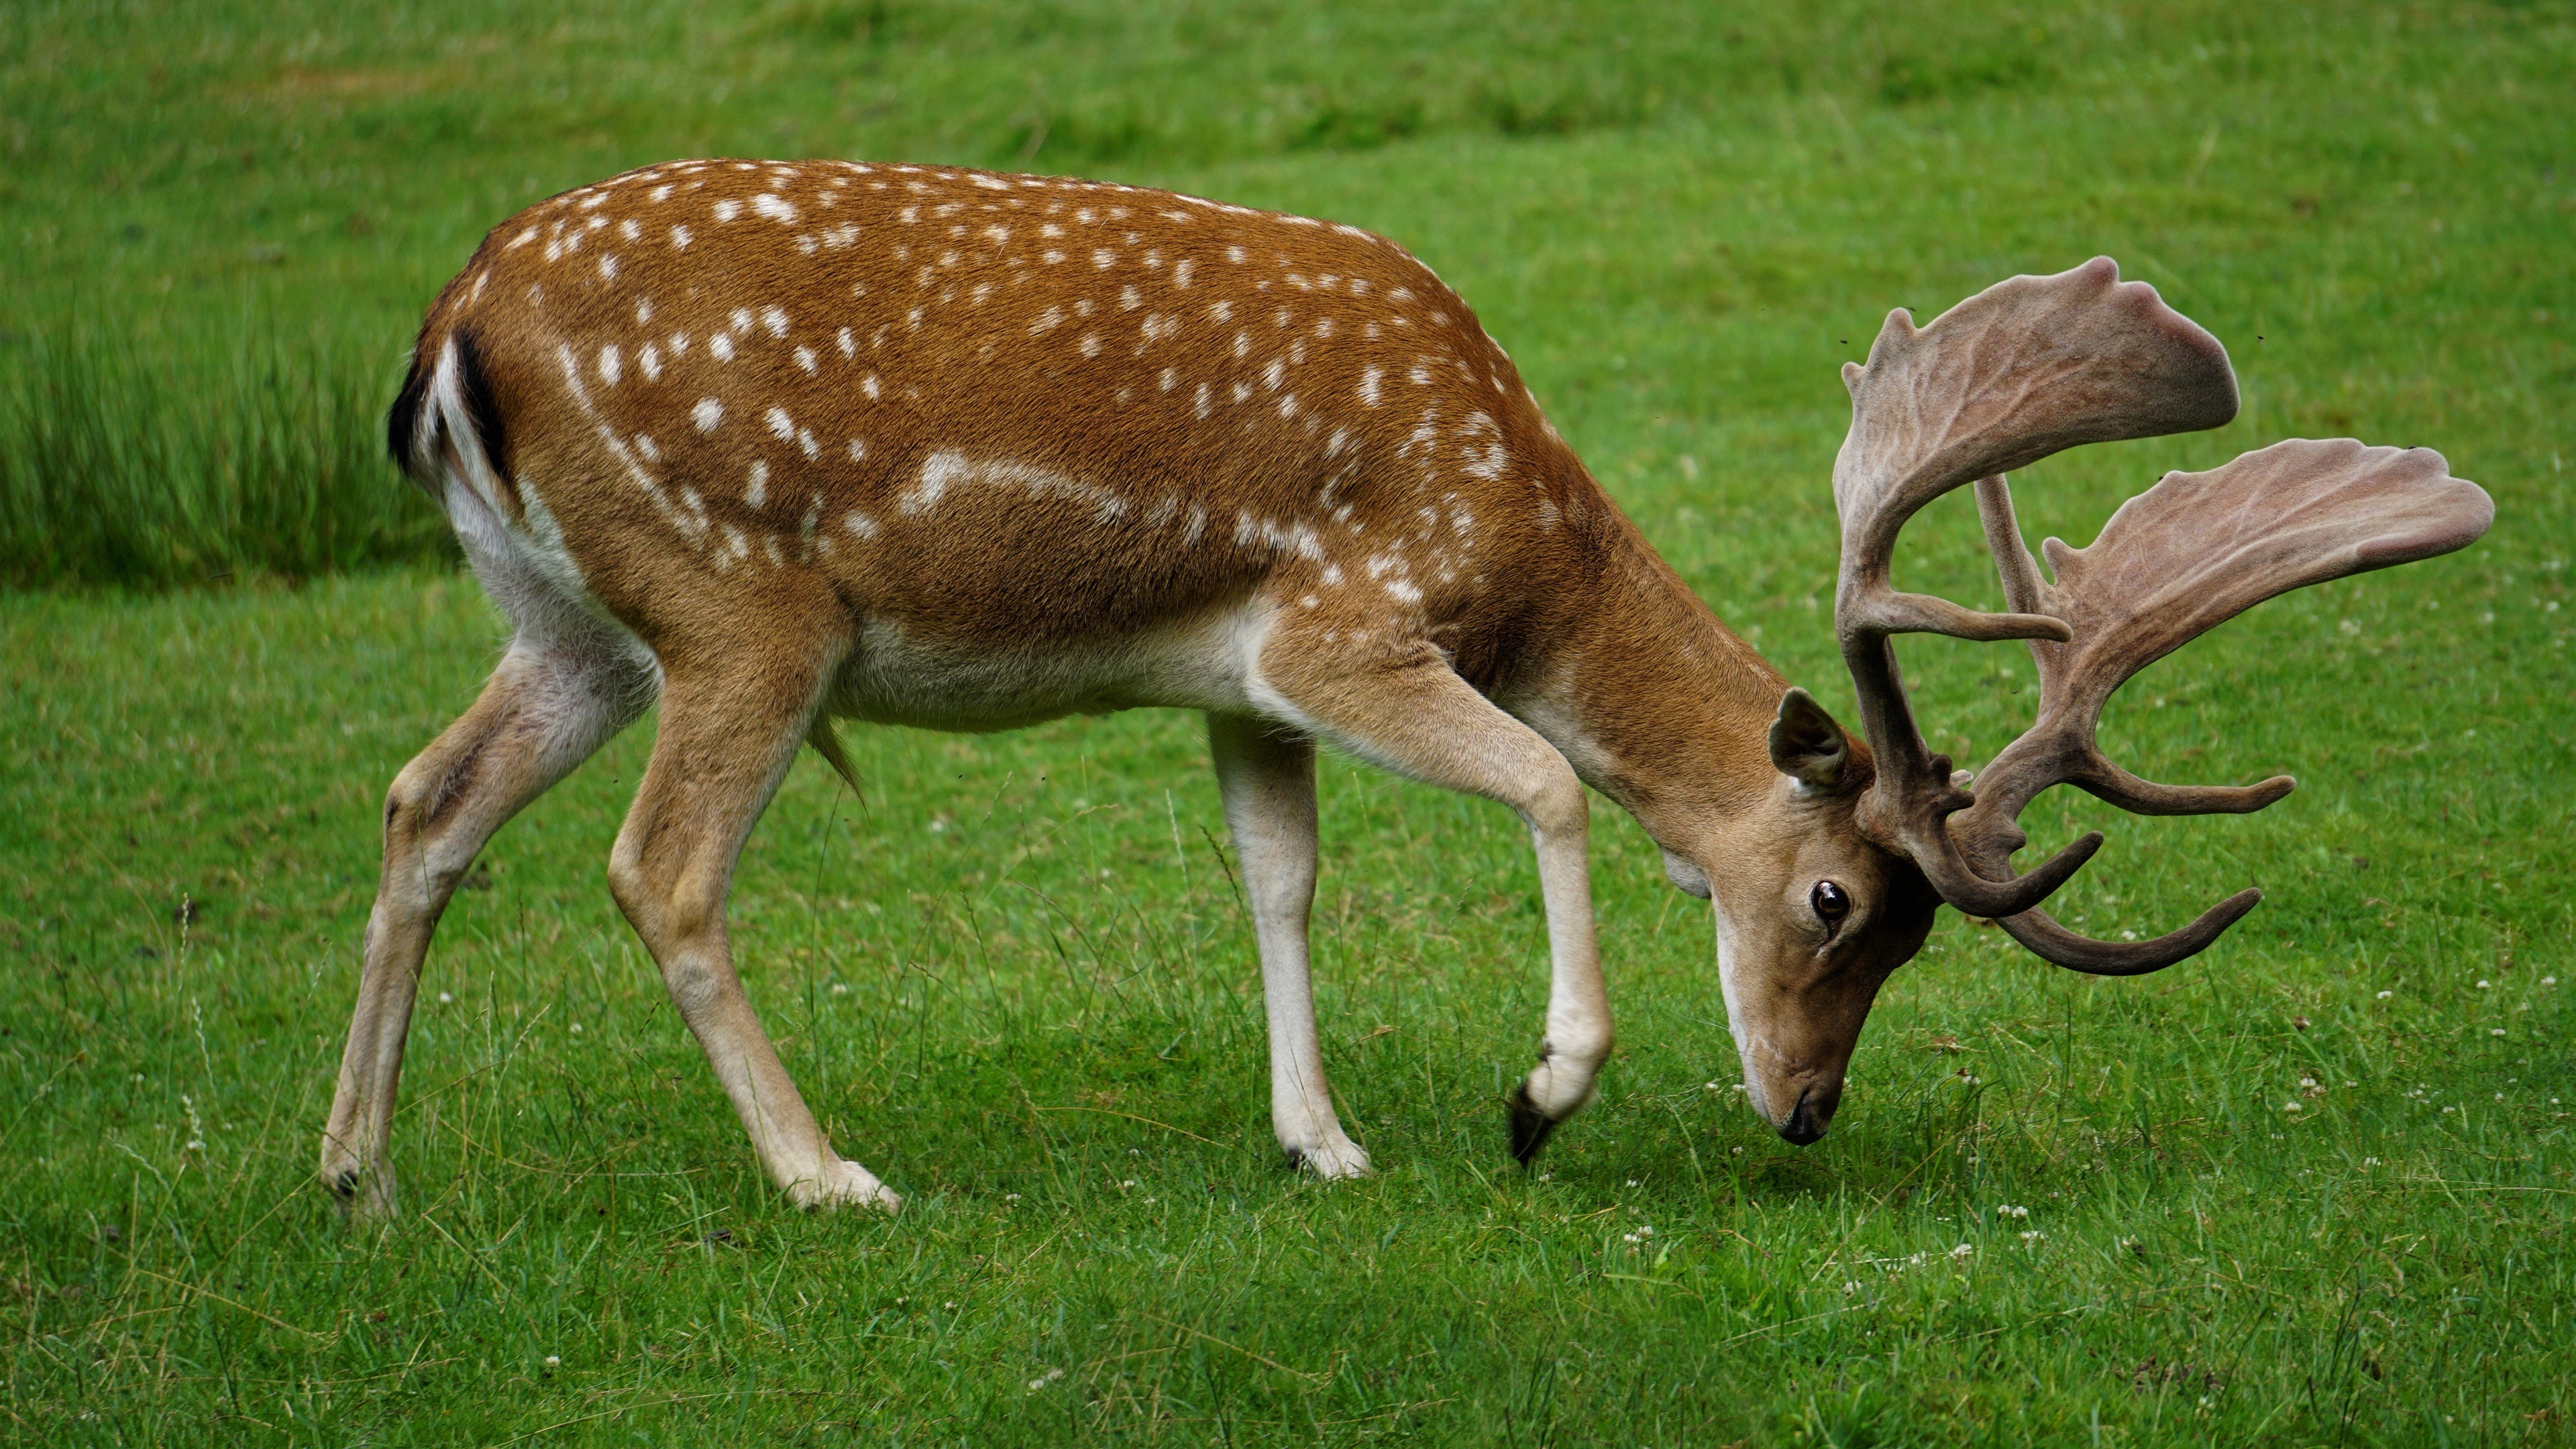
[{"xmin": 3, "ymin": 1, "xmax": 2573, "ymax": 1444}]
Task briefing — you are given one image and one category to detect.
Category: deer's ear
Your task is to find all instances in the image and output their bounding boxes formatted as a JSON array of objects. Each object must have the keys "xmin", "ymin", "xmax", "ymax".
[{"xmin": 1768, "ymin": 688, "xmax": 1851, "ymax": 791}]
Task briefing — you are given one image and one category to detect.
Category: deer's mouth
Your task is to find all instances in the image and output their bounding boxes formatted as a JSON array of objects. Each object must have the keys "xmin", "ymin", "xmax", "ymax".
[{"xmin": 1777, "ymin": 1084, "xmax": 1837, "ymax": 1145}]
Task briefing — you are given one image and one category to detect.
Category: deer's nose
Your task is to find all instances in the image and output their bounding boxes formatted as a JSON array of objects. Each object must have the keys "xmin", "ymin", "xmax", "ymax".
[{"xmin": 1778, "ymin": 1086, "xmax": 1829, "ymax": 1146}]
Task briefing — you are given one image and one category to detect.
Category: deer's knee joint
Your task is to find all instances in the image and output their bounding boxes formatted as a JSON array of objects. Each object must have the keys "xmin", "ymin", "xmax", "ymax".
[
  {"xmin": 1521, "ymin": 768, "xmax": 1589, "ymax": 839},
  {"xmin": 607, "ymin": 851, "xmax": 724, "ymax": 949}
]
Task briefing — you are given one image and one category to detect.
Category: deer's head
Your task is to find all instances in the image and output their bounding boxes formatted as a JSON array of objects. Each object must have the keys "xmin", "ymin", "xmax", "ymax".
[{"xmin": 1700, "ymin": 258, "xmax": 2491, "ymax": 1145}]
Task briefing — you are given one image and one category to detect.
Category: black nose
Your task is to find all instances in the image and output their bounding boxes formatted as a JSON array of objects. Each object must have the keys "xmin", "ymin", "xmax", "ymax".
[{"xmin": 1778, "ymin": 1087, "xmax": 1828, "ymax": 1146}]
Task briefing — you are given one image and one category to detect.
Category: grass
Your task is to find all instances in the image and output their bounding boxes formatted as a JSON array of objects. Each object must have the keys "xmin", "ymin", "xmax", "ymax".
[{"xmin": 4, "ymin": 0, "xmax": 2575, "ymax": 1443}]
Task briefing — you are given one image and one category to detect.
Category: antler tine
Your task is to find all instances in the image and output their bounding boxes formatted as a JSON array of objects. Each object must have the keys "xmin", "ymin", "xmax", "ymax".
[
  {"xmin": 1950, "ymin": 439, "xmax": 2495, "ymax": 972},
  {"xmin": 1832, "ymin": 258, "xmax": 2238, "ymax": 920}
]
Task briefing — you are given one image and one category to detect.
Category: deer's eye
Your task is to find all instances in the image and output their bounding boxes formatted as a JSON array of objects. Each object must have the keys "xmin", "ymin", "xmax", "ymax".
[{"xmin": 1811, "ymin": 880, "xmax": 1852, "ymax": 928}]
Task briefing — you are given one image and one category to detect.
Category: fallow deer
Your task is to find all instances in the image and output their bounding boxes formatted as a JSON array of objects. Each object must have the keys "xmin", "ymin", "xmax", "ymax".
[{"xmin": 327, "ymin": 157, "xmax": 2491, "ymax": 1217}]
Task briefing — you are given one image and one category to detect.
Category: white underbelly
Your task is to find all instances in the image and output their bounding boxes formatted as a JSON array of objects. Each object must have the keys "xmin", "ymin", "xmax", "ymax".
[{"xmin": 829, "ymin": 600, "xmax": 1277, "ymax": 731}]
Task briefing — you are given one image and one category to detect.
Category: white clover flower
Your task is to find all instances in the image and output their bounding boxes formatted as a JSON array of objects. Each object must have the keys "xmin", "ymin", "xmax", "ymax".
[
  {"xmin": 2492, "ymin": 1029, "xmax": 2507, "ymax": 1037},
  {"xmin": 2019, "ymin": 1230, "xmax": 2044, "ymax": 1244},
  {"xmin": 543, "ymin": 1354, "xmax": 560, "ymax": 1368},
  {"xmin": 2377, "ymin": 990, "xmax": 2394, "ymax": 1000},
  {"xmin": 2543, "ymin": 977, "xmax": 2558, "ymax": 987},
  {"xmin": 2285, "ymin": 1102, "xmax": 2302, "ymax": 1112},
  {"xmin": 2477, "ymin": 979, "xmax": 2492, "ymax": 989},
  {"xmin": 438, "ymin": 991, "xmax": 454, "ymax": 1004},
  {"xmin": 1950, "ymin": 1243, "xmax": 1975, "ymax": 1260},
  {"xmin": 569, "ymin": 1022, "xmax": 582, "ymax": 1034},
  {"xmin": 1841, "ymin": 1281, "xmax": 1860, "ymax": 1295}
]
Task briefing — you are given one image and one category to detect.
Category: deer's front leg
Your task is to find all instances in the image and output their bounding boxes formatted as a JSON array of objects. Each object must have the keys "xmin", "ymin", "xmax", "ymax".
[
  {"xmin": 1254, "ymin": 630, "xmax": 1611, "ymax": 1169},
  {"xmin": 322, "ymin": 642, "xmax": 642, "ymax": 1220},
  {"xmin": 1207, "ymin": 714, "xmax": 1368, "ymax": 1179},
  {"xmin": 606, "ymin": 643, "xmax": 896, "ymax": 1213}
]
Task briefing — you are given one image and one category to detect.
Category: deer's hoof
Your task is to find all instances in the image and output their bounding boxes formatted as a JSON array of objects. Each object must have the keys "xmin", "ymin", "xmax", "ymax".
[
  {"xmin": 1283, "ymin": 1136, "xmax": 1373, "ymax": 1181},
  {"xmin": 321, "ymin": 1158, "xmax": 400, "ymax": 1222},
  {"xmin": 790, "ymin": 1161, "xmax": 902, "ymax": 1214},
  {"xmin": 1506, "ymin": 1084, "xmax": 1560, "ymax": 1166}
]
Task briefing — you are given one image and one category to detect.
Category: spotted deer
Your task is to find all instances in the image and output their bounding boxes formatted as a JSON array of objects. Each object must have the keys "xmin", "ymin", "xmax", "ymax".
[{"xmin": 325, "ymin": 156, "xmax": 2491, "ymax": 1217}]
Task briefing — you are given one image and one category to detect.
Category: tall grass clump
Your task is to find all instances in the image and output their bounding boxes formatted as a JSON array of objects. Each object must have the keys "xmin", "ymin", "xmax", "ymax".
[{"xmin": 0, "ymin": 321, "xmax": 449, "ymax": 588}]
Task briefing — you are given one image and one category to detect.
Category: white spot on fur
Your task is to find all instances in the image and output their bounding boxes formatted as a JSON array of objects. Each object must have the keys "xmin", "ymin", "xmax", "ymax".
[
  {"xmin": 694, "ymin": 398, "xmax": 724, "ymax": 432},
  {"xmin": 711, "ymin": 333, "xmax": 735, "ymax": 362},
  {"xmin": 1358, "ymin": 367, "xmax": 1383, "ymax": 406},
  {"xmin": 746, "ymin": 460, "xmax": 769, "ymax": 508},
  {"xmin": 597, "ymin": 345, "xmax": 621, "ymax": 385},
  {"xmin": 767, "ymin": 407, "xmax": 794, "ymax": 441},
  {"xmin": 714, "ymin": 199, "xmax": 742, "ymax": 223},
  {"xmin": 753, "ymin": 193, "xmax": 798, "ymax": 223}
]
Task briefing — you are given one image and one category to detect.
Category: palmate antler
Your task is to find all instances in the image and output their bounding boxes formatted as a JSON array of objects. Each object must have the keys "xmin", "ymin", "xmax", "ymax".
[{"xmin": 1833, "ymin": 258, "xmax": 2493, "ymax": 971}]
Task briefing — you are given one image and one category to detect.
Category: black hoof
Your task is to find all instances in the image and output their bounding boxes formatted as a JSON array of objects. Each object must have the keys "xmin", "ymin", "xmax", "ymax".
[
  {"xmin": 1506, "ymin": 1085, "xmax": 1558, "ymax": 1166},
  {"xmin": 329, "ymin": 1167, "xmax": 361, "ymax": 1199}
]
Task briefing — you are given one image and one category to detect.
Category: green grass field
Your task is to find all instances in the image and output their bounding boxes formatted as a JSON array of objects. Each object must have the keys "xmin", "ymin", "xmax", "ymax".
[{"xmin": 5, "ymin": 2, "xmax": 2573, "ymax": 1443}]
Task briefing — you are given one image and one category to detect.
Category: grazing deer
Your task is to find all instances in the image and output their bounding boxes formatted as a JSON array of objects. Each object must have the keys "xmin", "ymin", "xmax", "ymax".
[{"xmin": 327, "ymin": 157, "xmax": 2491, "ymax": 1217}]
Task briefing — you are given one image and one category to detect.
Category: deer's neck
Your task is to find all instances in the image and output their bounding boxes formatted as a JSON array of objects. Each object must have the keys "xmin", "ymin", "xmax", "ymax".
[{"xmin": 1515, "ymin": 515, "xmax": 1792, "ymax": 858}]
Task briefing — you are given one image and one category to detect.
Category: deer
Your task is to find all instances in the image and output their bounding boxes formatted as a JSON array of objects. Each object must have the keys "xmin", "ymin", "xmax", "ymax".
[{"xmin": 325, "ymin": 156, "xmax": 2492, "ymax": 1218}]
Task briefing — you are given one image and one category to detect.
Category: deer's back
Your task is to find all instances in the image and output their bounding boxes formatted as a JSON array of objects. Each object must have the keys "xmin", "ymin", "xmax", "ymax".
[{"xmin": 400, "ymin": 159, "xmax": 1611, "ymax": 722}]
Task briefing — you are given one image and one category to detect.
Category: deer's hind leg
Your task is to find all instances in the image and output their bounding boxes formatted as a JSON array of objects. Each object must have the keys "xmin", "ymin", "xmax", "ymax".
[
  {"xmin": 322, "ymin": 640, "xmax": 647, "ymax": 1219},
  {"xmin": 605, "ymin": 635, "xmax": 896, "ymax": 1212}
]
